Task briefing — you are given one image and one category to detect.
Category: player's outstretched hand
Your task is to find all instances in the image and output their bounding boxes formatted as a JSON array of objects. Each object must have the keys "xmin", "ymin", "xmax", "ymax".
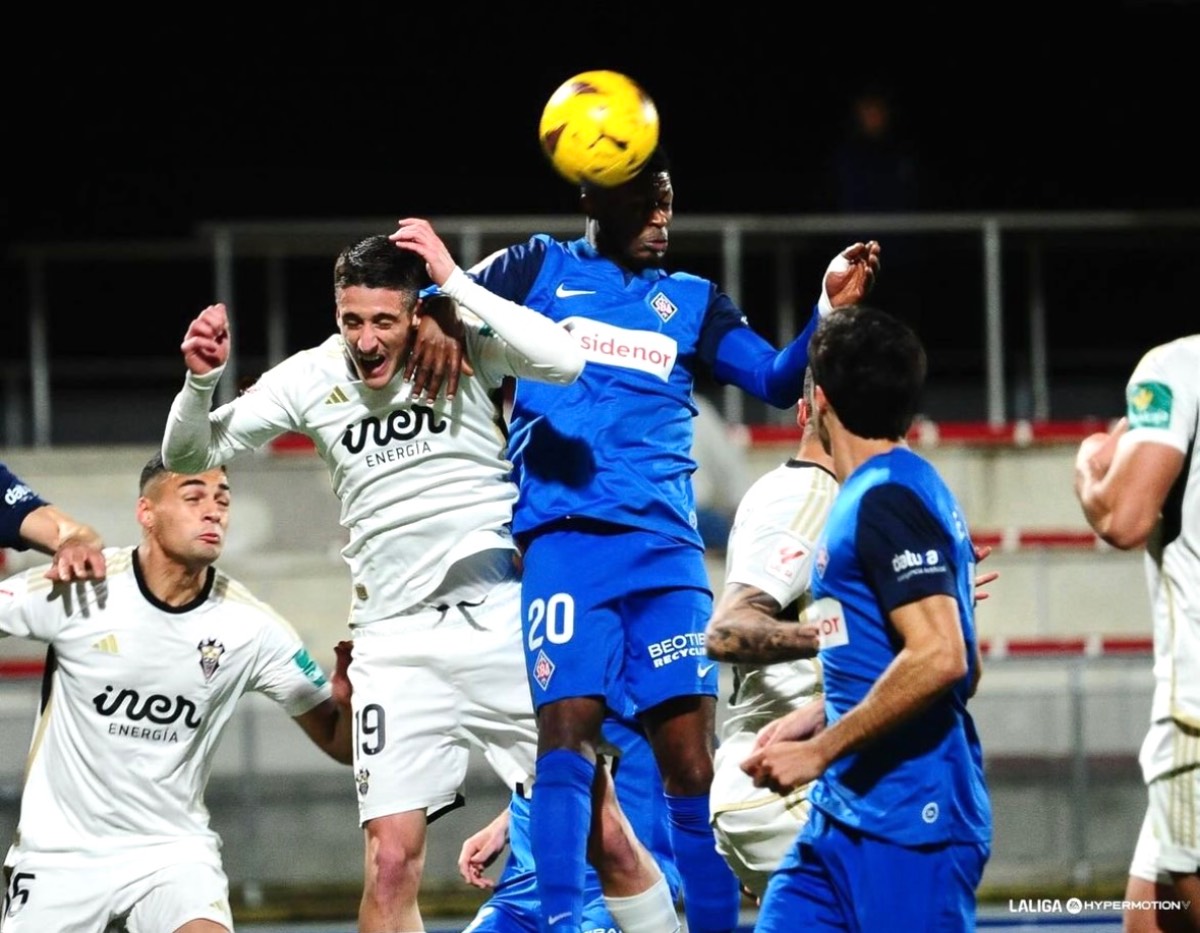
[
  {"xmin": 405, "ymin": 295, "xmax": 473, "ymax": 402},
  {"xmin": 457, "ymin": 808, "xmax": 511, "ymax": 889},
  {"xmin": 390, "ymin": 217, "xmax": 457, "ymax": 286},
  {"xmin": 331, "ymin": 640, "xmax": 354, "ymax": 708},
  {"xmin": 972, "ymin": 543, "xmax": 999, "ymax": 602},
  {"xmin": 751, "ymin": 696, "xmax": 826, "ymax": 752},
  {"xmin": 741, "ymin": 739, "xmax": 824, "ymax": 795},
  {"xmin": 181, "ymin": 303, "xmax": 231, "ymax": 375},
  {"xmin": 45, "ymin": 539, "xmax": 106, "ymax": 583},
  {"xmin": 820, "ymin": 240, "xmax": 882, "ymax": 313}
]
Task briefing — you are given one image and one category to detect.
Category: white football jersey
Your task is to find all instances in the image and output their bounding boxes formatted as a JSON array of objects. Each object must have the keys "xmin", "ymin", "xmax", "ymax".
[
  {"xmin": 0, "ymin": 547, "xmax": 330, "ymax": 858},
  {"xmin": 718, "ymin": 459, "xmax": 838, "ymax": 742},
  {"xmin": 164, "ymin": 277, "xmax": 581, "ymax": 626},
  {"xmin": 1123, "ymin": 336, "xmax": 1200, "ymax": 779}
]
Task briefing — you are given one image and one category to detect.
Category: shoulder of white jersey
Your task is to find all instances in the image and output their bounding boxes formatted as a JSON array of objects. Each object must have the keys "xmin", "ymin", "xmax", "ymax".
[
  {"xmin": 3, "ymin": 546, "xmax": 132, "ymax": 606},
  {"xmin": 104, "ymin": 547, "xmax": 136, "ymax": 578},
  {"xmin": 210, "ymin": 569, "xmax": 304, "ymax": 641},
  {"xmin": 1133, "ymin": 334, "xmax": 1200, "ymax": 381},
  {"xmin": 734, "ymin": 461, "xmax": 837, "ymax": 537}
]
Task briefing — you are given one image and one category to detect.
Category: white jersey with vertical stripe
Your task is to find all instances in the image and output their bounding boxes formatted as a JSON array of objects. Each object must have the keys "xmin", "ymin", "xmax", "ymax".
[
  {"xmin": 718, "ymin": 459, "xmax": 839, "ymax": 742},
  {"xmin": 163, "ymin": 308, "xmax": 575, "ymax": 625},
  {"xmin": 0, "ymin": 546, "xmax": 330, "ymax": 858},
  {"xmin": 1123, "ymin": 335, "xmax": 1200, "ymax": 780}
]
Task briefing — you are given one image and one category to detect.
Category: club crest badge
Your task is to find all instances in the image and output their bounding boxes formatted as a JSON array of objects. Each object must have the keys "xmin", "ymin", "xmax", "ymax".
[
  {"xmin": 649, "ymin": 291, "xmax": 678, "ymax": 323},
  {"xmin": 198, "ymin": 638, "xmax": 226, "ymax": 682},
  {"xmin": 533, "ymin": 649, "xmax": 555, "ymax": 690},
  {"xmin": 356, "ymin": 768, "xmax": 371, "ymax": 796}
]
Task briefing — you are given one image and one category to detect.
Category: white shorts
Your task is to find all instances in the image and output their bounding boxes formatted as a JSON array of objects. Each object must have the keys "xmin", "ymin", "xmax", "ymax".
[
  {"xmin": 1130, "ymin": 807, "xmax": 1172, "ymax": 884},
  {"xmin": 2, "ymin": 848, "xmax": 231, "ymax": 933},
  {"xmin": 350, "ymin": 577, "xmax": 537, "ymax": 823},
  {"xmin": 1146, "ymin": 765, "xmax": 1200, "ymax": 874},
  {"xmin": 710, "ymin": 730, "xmax": 812, "ymax": 897}
]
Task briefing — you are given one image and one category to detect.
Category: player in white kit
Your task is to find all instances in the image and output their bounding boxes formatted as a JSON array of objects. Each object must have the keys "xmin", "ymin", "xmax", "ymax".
[
  {"xmin": 0, "ymin": 455, "xmax": 353, "ymax": 933},
  {"xmin": 161, "ymin": 222, "xmax": 593, "ymax": 932},
  {"xmin": 703, "ymin": 375, "xmax": 835, "ymax": 898},
  {"xmin": 1075, "ymin": 333, "xmax": 1200, "ymax": 932}
]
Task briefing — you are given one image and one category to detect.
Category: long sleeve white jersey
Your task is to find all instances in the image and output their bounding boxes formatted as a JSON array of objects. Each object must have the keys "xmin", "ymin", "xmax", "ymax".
[
  {"xmin": 0, "ymin": 547, "xmax": 330, "ymax": 858},
  {"xmin": 1122, "ymin": 336, "xmax": 1200, "ymax": 781},
  {"xmin": 162, "ymin": 269, "xmax": 583, "ymax": 625},
  {"xmin": 717, "ymin": 459, "xmax": 839, "ymax": 742}
]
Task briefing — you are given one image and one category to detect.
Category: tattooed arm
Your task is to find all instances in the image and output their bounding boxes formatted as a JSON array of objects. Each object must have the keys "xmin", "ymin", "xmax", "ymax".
[{"xmin": 705, "ymin": 582, "xmax": 819, "ymax": 663}]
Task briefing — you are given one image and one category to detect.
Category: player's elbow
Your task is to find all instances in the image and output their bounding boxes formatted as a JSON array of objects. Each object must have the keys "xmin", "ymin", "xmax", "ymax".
[
  {"xmin": 554, "ymin": 346, "xmax": 586, "ymax": 384},
  {"xmin": 704, "ymin": 620, "xmax": 737, "ymax": 662},
  {"xmin": 930, "ymin": 642, "xmax": 969, "ymax": 691},
  {"xmin": 1096, "ymin": 515, "xmax": 1154, "ymax": 551}
]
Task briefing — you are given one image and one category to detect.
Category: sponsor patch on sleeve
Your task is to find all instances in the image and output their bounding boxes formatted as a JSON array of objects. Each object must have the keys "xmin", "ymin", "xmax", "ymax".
[
  {"xmin": 1126, "ymin": 381, "xmax": 1173, "ymax": 429},
  {"xmin": 765, "ymin": 538, "xmax": 808, "ymax": 584},
  {"xmin": 291, "ymin": 647, "xmax": 328, "ymax": 688}
]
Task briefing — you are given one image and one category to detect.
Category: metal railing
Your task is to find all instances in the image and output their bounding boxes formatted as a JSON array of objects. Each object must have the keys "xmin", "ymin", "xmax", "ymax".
[{"xmin": 5, "ymin": 209, "xmax": 1200, "ymax": 446}]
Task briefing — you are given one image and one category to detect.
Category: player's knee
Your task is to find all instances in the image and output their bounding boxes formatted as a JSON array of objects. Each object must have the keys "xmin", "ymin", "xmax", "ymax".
[
  {"xmin": 365, "ymin": 830, "xmax": 426, "ymax": 901},
  {"xmin": 661, "ymin": 755, "xmax": 714, "ymax": 796}
]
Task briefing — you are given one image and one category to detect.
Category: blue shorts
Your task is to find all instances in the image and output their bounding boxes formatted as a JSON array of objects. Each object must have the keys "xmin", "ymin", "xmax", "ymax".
[
  {"xmin": 520, "ymin": 524, "xmax": 716, "ymax": 715},
  {"xmin": 462, "ymin": 878, "xmax": 614, "ymax": 933},
  {"xmin": 755, "ymin": 808, "xmax": 988, "ymax": 933}
]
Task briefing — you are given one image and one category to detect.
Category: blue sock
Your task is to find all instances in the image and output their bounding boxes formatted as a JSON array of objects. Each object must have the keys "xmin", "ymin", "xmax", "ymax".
[
  {"xmin": 664, "ymin": 791, "xmax": 740, "ymax": 933},
  {"xmin": 531, "ymin": 749, "xmax": 595, "ymax": 932}
]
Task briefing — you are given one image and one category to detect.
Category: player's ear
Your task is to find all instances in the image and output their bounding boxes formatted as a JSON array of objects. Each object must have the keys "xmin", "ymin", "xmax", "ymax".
[{"xmin": 135, "ymin": 496, "xmax": 154, "ymax": 533}]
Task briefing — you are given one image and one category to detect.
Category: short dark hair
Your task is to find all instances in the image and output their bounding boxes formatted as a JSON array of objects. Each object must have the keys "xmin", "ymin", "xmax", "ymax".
[
  {"xmin": 333, "ymin": 235, "xmax": 432, "ymax": 298},
  {"xmin": 809, "ymin": 306, "xmax": 927, "ymax": 440},
  {"xmin": 140, "ymin": 453, "xmax": 226, "ymax": 494}
]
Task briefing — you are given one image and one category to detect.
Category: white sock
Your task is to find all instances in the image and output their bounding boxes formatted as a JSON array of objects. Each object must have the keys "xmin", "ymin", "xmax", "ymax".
[{"xmin": 603, "ymin": 875, "xmax": 680, "ymax": 933}]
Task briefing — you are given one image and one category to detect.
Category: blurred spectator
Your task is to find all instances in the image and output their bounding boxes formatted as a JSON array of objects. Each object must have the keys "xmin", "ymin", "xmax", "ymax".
[
  {"xmin": 830, "ymin": 84, "xmax": 923, "ymax": 326},
  {"xmin": 831, "ymin": 85, "xmax": 920, "ymax": 215},
  {"xmin": 691, "ymin": 394, "xmax": 754, "ymax": 552}
]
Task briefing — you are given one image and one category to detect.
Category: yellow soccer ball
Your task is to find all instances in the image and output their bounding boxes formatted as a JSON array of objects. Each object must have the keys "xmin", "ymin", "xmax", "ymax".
[{"xmin": 538, "ymin": 70, "xmax": 660, "ymax": 187}]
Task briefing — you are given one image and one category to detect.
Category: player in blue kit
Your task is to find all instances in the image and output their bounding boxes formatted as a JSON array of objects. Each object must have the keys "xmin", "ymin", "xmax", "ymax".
[
  {"xmin": 458, "ymin": 713, "xmax": 682, "ymax": 933},
  {"xmin": 1, "ymin": 462, "xmax": 106, "ymax": 581},
  {"xmin": 742, "ymin": 305, "xmax": 992, "ymax": 932},
  {"xmin": 404, "ymin": 148, "xmax": 880, "ymax": 933}
]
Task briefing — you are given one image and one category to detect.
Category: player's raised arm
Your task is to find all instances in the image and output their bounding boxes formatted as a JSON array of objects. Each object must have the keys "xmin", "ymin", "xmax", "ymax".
[
  {"xmin": 163, "ymin": 304, "xmax": 299, "ymax": 474},
  {"xmin": 710, "ymin": 241, "xmax": 881, "ymax": 409},
  {"xmin": 391, "ymin": 218, "xmax": 585, "ymax": 385}
]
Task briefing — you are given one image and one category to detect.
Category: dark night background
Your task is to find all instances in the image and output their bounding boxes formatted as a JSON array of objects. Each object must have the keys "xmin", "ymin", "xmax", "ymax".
[
  {"xmin": 2, "ymin": 3, "xmax": 1199, "ymax": 434},
  {"xmin": 6, "ymin": 5, "xmax": 1198, "ymax": 239}
]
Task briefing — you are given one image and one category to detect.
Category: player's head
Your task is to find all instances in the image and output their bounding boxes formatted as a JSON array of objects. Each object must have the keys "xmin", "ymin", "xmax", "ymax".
[
  {"xmin": 137, "ymin": 454, "xmax": 231, "ymax": 569},
  {"xmin": 334, "ymin": 235, "xmax": 432, "ymax": 390},
  {"xmin": 809, "ymin": 306, "xmax": 926, "ymax": 446},
  {"xmin": 582, "ymin": 146, "xmax": 672, "ymax": 271}
]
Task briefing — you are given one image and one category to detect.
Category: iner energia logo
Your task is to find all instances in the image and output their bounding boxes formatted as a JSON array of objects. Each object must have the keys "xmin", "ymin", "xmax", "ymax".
[
  {"xmin": 92, "ymin": 687, "xmax": 203, "ymax": 728},
  {"xmin": 340, "ymin": 404, "xmax": 446, "ymax": 453}
]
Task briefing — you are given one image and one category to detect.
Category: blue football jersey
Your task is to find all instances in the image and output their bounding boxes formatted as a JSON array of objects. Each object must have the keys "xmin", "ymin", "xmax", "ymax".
[
  {"xmin": 0, "ymin": 463, "xmax": 47, "ymax": 550},
  {"xmin": 470, "ymin": 235, "xmax": 749, "ymax": 548},
  {"xmin": 808, "ymin": 447, "xmax": 991, "ymax": 847}
]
